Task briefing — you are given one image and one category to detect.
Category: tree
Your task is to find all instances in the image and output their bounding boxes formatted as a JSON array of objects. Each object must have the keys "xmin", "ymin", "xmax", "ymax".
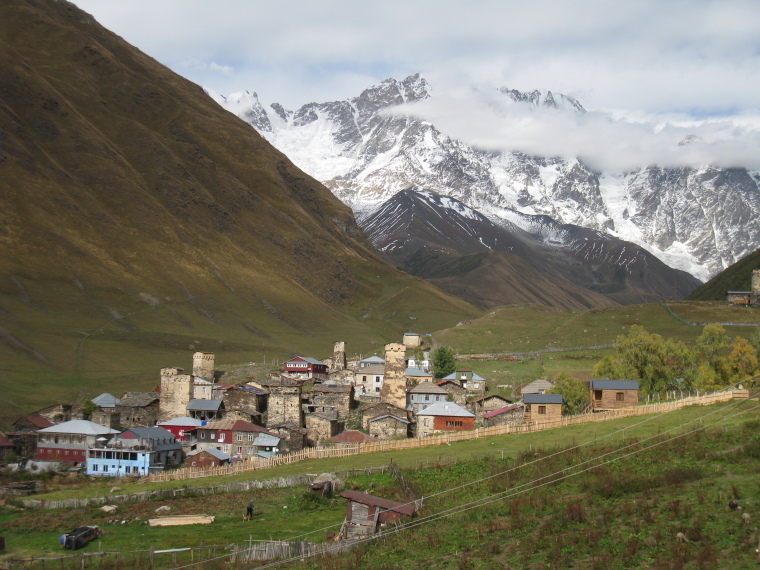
[
  {"xmin": 82, "ymin": 399, "xmax": 96, "ymax": 418},
  {"xmin": 431, "ymin": 346, "xmax": 456, "ymax": 379},
  {"xmin": 696, "ymin": 324, "xmax": 728, "ymax": 367},
  {"xmin": 548, "ymin": 372, "xmax": 589, "ymax": 415},
  {"xmin": 725, "ymin": 336, "xmax": 759, "ymax": 384}
]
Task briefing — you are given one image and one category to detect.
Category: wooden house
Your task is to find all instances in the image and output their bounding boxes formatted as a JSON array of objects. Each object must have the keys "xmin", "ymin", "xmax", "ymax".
[
  {"xmin": 407, "ymin": 382, "xmax": 448, "ymax": 414},
  {"xmin": 523, "ymin": 394, "xmax": 563, "ymax": 423},
  {"xmin": 339, "ymin": 490, "xmax": 415, "ymax": 538},
  {"xmin": 415, "ymin": 401, "xmax": 475, "ymax": 438},
  {"xmin": 185, "ymin": 448, "xmax": 231, "ymax": 468},
  {"xmin": 283, "ymin": 356, "xmax": 328, "ymax": 382},
  {"xmin": 589, "ymin": 380, "xmax": 639, "ymax": 411}
]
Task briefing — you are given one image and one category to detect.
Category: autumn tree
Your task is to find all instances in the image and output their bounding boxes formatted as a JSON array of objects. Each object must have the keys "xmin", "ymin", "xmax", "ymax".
[{"xmin": 725, "ymin": 336, "xmax": 759, "ymax": 384}]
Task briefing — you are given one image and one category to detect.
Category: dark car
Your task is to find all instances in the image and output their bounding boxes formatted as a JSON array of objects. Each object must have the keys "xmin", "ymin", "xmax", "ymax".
[{"xmin": 59, "ymin": 526, "xmax": 102, "ymax": 550}]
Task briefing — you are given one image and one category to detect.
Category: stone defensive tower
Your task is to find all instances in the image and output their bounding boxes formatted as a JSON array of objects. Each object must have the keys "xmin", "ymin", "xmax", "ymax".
[
  {"xmin": 380, "ymin": 343, "xmax": 407, "ymax": 409},
  {"xmin": 159, "ymin": 367, "xmax": 194, "ymax": 421},
  {"xmin": 753, "ymin": 269, "xmax": 760, "ymax": 294},
  {"xmin": 192, "ymin": 352, "xmax": 215, "ymax": 381},
  {"xmin": 267, "ymin": 384, "xmax": 304, "ymax": 427},
  {"xmin": 331, "ymin": 341, "xmax": 347, "ymax": 372}
]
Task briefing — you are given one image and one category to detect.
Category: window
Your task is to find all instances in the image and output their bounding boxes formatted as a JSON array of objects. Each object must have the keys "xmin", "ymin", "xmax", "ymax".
[
  {"xmin": 616, "ymin": 392, "xmax": 625, "ymax": 402},
  {"xmin": 200, "ymin": 432, "xmax": 205, "ymax": 439},
  {"xmin": 219, "ymin": 433, "xmax": 225, "ymax": 442},
  {"xmin": 445, "ymin": 420, "xmax": 463, "ymax": 427},
  {"xmin": 538, "ymin": 406, "xmax": 546, "ymax": 415},
  {"xmin": 237, "ymin": 447, "xmax": 243, "ymax": 454},
  {"xmin": 210, "ymin": 432, "xmax": 216, "ymax": 440},
  {"xmin": 125, "ymin": 466, "xmax": 131, "ymax": 474},
  {"xmin": 594, "ymin": 390, "xmax": 603, "ymax": 401},
  {"xmin": 92, "ymin": 464, "xmax": 98, "ymax": 472},
  {"xmin": 104, "ymin": 465, "xmax": 108, "ymax": 472},
  {"xmin": 237, "ymin": 433, "xmax": 243, "ymax": 441},
  {"xmin": 248, "ymin": 433, "xmax": 255, "ymax": 442},
  {"xmin": 424, "ymin": 394, "xmax": 429, "ymax": 401}
]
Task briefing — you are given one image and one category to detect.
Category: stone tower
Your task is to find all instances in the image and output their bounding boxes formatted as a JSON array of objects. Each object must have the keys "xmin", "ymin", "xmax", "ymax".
[
  {"xmin": 159, "ymin": 367, "xmax": 194, "ymax": 421},
  {"xmin": 753, "ymin": 269, "xmax": 760, "ymax": 294},
  {"xmin": 331, "ymin": 341, "xmax": 347, "ymax": 372},
  {"xmin": 192, "ymin": 352, "xmax": 215, "ymax": 381},
  {"xmin": 267, "ymin": 384, "xmax": 304, "ymax": 427},
  {"xmin": 380, "ymin": 343, "xmax": 407, "ymax": 409}
]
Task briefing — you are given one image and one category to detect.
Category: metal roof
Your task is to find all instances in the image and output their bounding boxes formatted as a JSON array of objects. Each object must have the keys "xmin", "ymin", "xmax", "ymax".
[
  {"xmin": 408, "ymin": 382, "xmax": 448, "ymax": 394},
  {"xmin": 252, "ymin": 433, "xmax": 281, "ymax": 447},
  {"xmin": 415, "ymin": 401, "xmax": 474, "ymax": 418},
  {"xmin": 186, "ymin": 399, "xmax": 223, "ymax": 411},
  {"xmin": 443, "ymin": 371, "xmax": 485, "ymax": 381},
  {"xmin": 520, "ymin": 379, "xmax": 555, "ymax": 394},
  {"xmin": 483, "ymin": 404, "xmax": 523, "ymax": 418},
  {"xmin": 523, "ymin": 394, "xmax": 563, "ymax": 404},
  {"xmin": 286, "ymin": 356, "xmax": 323, "ymax": 365},
  {"xmin": 405, "ymin": 367, "xmax": 430, "ymax": 377},
  {"xmin": 188, "ymin": 447, "xmax": 230, "ymax": 461},
  {"xmin": 368, "ymin": 414, "xmax": 410, "ymax": 424},
  {"xmin": 589, "ymin": 380, "xmax": 640, "ymax": 390},
  {"xmin": 38, "ymin": 420, "xmax": 119, "ymax": 435},
  {"xmin": 158, "ymin": 417, "xmax": 204, "ymax": 427},
  {"xmin": 360, "ymin": 356, "xmax": 385, "ymax": 364},
  {"xmin": 91, "ymin": 393, "xmax": 119, "ymax": 408}
]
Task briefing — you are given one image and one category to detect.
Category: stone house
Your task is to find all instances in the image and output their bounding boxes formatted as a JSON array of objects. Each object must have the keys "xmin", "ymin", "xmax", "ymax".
[
  {"xmin": 523, "ymin": 394, "xmax": 563, "ymax": 423},
  {"xmin": 91, "ymin": 393, "xmax": 119, "ymax": 410},
  {"xmin": 589, "ymin": 380, "xmax": 639, "ymax": 411},
  {"xmin": 407, "ymin": 382, "xmax": 448, "ymax": 414},
  {"xmin": 30, "ymin": 404, "xmax": 75, "ymax": 425},
  {"xmin": 10, "ymin": 414, "xmax": 54, "ymax": 457},
  {"xmin": 330, "ymin": 430, "xmax": 377, "ymax": 445},
  {"xmin": 267, "ymin": 384, "xmax": 303, "ymax": 428},
  {"xmin": 36, "ymin": 420, "xmax": 119, "ymax": 466},
  {"xmin": 355, "ymin": 356, "xmax": 385, "ymax": 395},
  {"xmin": 0, "ymin": 432, "xmax": 15, "ymax": 461},
  {"xmin": 117, "ymin": 392, "xmax": 160, "ymax": 428},
  {"xmin": 443, "ymin": 370, "xmax": 486, "ymax": 393},
  {"xmin": 90, "ymin": 409, "xmax": 120, "ymax": 430},
  {"xmin": 482, "ymin": 404, "xmax": 524, "ymax": 427},
  {"xmin": 269, "ymin": 423, "xmax": 307, "ymax": 453},
  {"xmin": 305, "ymin": 412, "xmax": 343, "ymax": 446},
  {"xmin": 360, "ymin": 402, "xmax": 409, "ymax": 431},
  {"xmin": 471, "ymin": 395, "xmax": 514, "ymax": 422},
  {"xmin": 185, "ymin": 448, "xmax": 231, "ymax": 468},
  {"xmin": 435, "ymin": 380, "xmax": 467, "ymax": 406},
  {"xmin": 415, "ymin": 402, "xmax": 475, "ymax": 438},
  {"xmin": 403, "ymin": 332, "xmax": 421, "ymax": 348},
  {"xmin": 368, "ymin": 415, "xmax": 410, "ymax": 440},
  {"xmin": 520, "ymin": 379, "xmax": 554, "ymax": 395},
  {"xmin": 308, "ymin": 385, "xmax": 354, "ymax": 420},
  {"xmin": 339, "ymin": 490, "xmax": 416, "ymax": 539}
]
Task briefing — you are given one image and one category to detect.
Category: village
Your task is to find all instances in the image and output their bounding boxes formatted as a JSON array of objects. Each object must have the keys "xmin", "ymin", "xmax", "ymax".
[{"xmin": 0, "ymin": 331, "xmax": 651, "ymax": 479}]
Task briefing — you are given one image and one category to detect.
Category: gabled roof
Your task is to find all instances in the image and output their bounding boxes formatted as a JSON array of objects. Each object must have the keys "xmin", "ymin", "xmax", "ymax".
[
  {"xmin": 252, "ymin": 433, "xmax": 281, "ymax": 447},
  {"xmin": 38, "ymin": 420, "xmax": 119, "ymax": 435},
  {"xmin": 186, "ymin": 399, "xmax": 223, "ymax": 411},
  {"xmin": 200, "ymin": 419, "xmax": 270, "ymax": 433},
  {"xmin": 118, "ymin": 392, "xmax": 159, "ymax": 408},
  {"xmin": 368, "ymin": 414, "xmax": 410, "ymax": 425},
  {"xmin": 339, "ymin": 490, "xmax": 415, "ymax": 517},
  {"xmin": 360, "ymin": 402, "xmax": 407, "ymax": 414},
  {"xmin": 16, "ymin": 415, "xmax": 53, "ymax": 429},
  {"xmin": 415, "ymin": 401, "xmax": 474, "ymax": 418},
  {"xmin": 91, "ymin": 393, "xmax": 119, "ymax": 408},
  {"xmin": 120, "ymin": 426, "xmax": 176, "ymax": 440},
  {"xmin": 360, "ymin": 356, "xmax": 385, "ymax": 364},
  {"xmin": 472, "ymin": 394, "xmax": 512, "ymax": 405},
  {"xmin": 158, "ymin": 416, "xmax": 204, "ymax": 427},
  {"xmin": 523, "ymin": 393, "xmax": 563, "ymax": 405},
  {"xmin": 405, "ymin": 367, "xmax": 430, "ymax": 377},
  {"xmin": 0, "ymin": 432, "xmax": 13, "ymax": 447},
  {"xmin": 330, "ymin": 430, "xmax": 377, "ymax": 444},
  {"xmin": 589, "ymin": 380, "xmax": 640, "ymax": 390},
  {"xmin": 285, "ymin": 356, "xmax": 324, "ymax": 365},
  {"xmin": 409, "ymin": 381, "xmax": 448, "ymax": 395},
  {"xmin": 187, "ymin": 447, "xmax": 231, "ymax": 461},
  {"xmin": 483, "ymin": 404, "xmax": 523, "ymax": 419},
  {"xmin": 436, "ymin": 380, "xmax": 464, "ymax": 389},
  {"xmin": 443, "ymin": 371, "xmax": 485, "ymax": 381},
  {"xmin": 520, "ymin": 379, "xmax": 555, "ymax": 394}
]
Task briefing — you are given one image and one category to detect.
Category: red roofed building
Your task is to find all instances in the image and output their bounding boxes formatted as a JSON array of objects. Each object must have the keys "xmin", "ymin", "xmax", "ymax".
[
  {"xmin": 195, "ymin": 419, "xmax": 281, "ymax": 458},
  {"xmin": 330, "ymin": 430, "xmax": 377, "ymax": 445},
  {"xmin": 283, "ymin": 357, "xmax": 328, "ymax": 381},
  {"xmin": 482, "ymin": 404, "xmax": 524, "ymax": 428}
]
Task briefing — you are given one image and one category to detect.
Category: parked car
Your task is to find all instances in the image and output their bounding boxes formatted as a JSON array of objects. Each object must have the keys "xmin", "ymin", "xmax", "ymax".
[{"xmin": 59, "ymin": 526, "xmax": 102, "ymax": 550}]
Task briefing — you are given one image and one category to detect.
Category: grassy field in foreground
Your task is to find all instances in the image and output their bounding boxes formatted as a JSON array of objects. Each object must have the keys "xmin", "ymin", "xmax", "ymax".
[{"xmin": 2, "ymin": 398, "xmax": 760, "ymax": 567}]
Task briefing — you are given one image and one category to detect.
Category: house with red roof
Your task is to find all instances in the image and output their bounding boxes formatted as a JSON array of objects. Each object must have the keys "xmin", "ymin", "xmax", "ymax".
[{"xmin": 283, "ymin": 356, "xmax": 328, "ymax": 382}]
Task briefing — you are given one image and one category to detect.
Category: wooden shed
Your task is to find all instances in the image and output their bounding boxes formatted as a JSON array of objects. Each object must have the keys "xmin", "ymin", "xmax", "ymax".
[
  {"xmin": 589, "ymin": 380, "xmax": 639, "ymax": 411},
  {"xmin": 523, "ymin": 393, "xmax": 563, "ymax": 423},
  {"xmin": 339, "ymin": 490, "xmax": 415, "ymax": 538}
]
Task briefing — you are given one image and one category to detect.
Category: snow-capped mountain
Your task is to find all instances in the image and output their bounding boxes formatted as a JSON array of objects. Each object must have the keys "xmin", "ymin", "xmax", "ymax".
[
  {"xmin": 209, "ymin": 75, "xmax": 760, "ymax": 282},
  {"xmin": 360, "ymin": 188, "xmax": 700, "ymax": 310}
]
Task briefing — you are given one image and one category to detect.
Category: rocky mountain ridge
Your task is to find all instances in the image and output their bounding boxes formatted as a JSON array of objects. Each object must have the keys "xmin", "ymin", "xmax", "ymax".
[{"xmin": 210, "ymin": 75, "xmax": 760, "ymax": 282}]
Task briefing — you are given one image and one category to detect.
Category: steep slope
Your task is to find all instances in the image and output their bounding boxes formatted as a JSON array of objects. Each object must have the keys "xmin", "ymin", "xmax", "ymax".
[
  {"xmin": 0, "ymin": 1, "xmax": 479, "ymax": 422},
  {"xmin": 363, "ymin": 190, "xmax": 701, "ymax": 309},
  {"xmin": 687, "ymin": 248, "xmax": 760, "ymax": 301},
  {"xmin": 214, "ymin": 76, "xmax": 760, "ymax": 282}
]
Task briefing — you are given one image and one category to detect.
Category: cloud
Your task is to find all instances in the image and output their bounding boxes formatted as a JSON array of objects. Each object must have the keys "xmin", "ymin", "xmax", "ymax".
[{"xmin": 394, "ymin": 86, "xmax": 760, "ymax": 171}]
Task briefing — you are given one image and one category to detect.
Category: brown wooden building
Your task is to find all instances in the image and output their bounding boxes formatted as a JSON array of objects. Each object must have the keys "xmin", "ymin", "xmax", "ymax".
[
  {"xmin": 339, "ymin": 490, "xmax": 415, "ymax": 538},
  {"xmin": 589, "ymin": 380, "xmax": 639, "ymax": 411},
  {"xmin": 523, "ymin": 394, "xmax": 563, "ymax": 423}
]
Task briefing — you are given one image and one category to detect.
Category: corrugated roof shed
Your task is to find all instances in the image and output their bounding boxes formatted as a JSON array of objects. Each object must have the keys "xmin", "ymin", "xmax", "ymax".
[
  {"xmin": 523, "ymin": 394, "xmax": 563, "ymax": 405},
  {"xmin": 589, "ymin": 380, "xmax": 639, "ymax": 390},
  {"xmin": 186, "ymin": 399, "xmax": 223, "ymax": 411}
]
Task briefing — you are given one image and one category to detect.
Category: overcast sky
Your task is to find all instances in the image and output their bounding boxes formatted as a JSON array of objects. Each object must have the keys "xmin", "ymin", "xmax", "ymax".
[{"xmin": 71, "ymin": 0, "xmax": 760, "ymax": 171}]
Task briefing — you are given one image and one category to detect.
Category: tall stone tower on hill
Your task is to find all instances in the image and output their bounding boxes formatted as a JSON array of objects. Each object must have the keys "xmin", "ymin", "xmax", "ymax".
[
  {"xmin": 192, "ymin": 352, "xmax": 215, "ymax": 381},
  {"xmin": 331, "ymin": 341, "xmax": 347, "ymax": 372},
  {"xmin": 159, "ymin": 367, "xmax": 193, "ymax": 421},
  {"xmin": 380, "ymin": 343, "xmax": 407, "ymax": 409}
]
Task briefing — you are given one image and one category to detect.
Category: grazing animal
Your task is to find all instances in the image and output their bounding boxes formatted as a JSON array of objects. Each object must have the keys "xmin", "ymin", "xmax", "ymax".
[
  {"xmin": 729, "ymin": 499, "xmax": 740, "ymax": 510},
  {"xmin": 243, "ymin": 514, "xmax": 250, "ymax": 522},
  {"xmin": 742, "ymin": 512, "xmax": 750, "ymax": 526},
  {"xmin": 676, "ymin": 532, "xmax": 687, "ymax": 544}
]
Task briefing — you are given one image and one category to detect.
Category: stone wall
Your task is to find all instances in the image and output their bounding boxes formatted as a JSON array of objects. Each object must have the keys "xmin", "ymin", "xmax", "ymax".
[
  {"xmin": 304, "ymin": 414, "xmax": 342, "ymax": 446},
  {"xmin": 311, "ymin": 386, "xmax": 353, "ymax": 419},
  {"xmin": 368, "ymin": 416, "xmax": 408, "ymax": 440},
  {"xmin": 159, "ymin": 367, "xmax": 194, "ymax": 421},
  {"xmin": 380, "ymin": 343, "xmax": 406, "ymax": 409},
  {"xmin": 192, "ymin": 352, "xmax": 215, "ymax": 381},
  {"xmin": 267, "ymin": 385, "xmax": 303, "ymax": 427}
]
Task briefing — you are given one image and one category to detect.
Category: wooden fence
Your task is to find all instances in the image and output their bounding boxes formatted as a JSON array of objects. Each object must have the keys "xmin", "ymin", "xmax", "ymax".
[{"xmin": 141, "ymin": 389, "xmax": 741, "ymax": 483}]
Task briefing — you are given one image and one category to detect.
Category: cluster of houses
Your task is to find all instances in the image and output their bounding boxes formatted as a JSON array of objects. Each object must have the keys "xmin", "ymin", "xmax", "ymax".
[
  {"xmin": 0, "ymin": 333, "xmax": 641, "ymax": 477},
  {"xmin": 727, "ymin": 269, "xmax": 760, "ymax": 306}
]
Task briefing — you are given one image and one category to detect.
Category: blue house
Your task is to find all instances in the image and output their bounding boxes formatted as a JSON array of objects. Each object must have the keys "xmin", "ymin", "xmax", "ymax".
[{"xmin": 86, "ymin": 426, "xmax": 182, "ymax": 477}]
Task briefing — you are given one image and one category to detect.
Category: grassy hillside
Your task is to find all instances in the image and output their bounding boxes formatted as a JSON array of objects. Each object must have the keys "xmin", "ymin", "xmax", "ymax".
[
  {"xmin": 0, "ymin": 0, "xmax": 479, "ymax": 424},
  {"xmin": 688, "ymin": 248, "xmax": 760, "ymax": 301}
]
